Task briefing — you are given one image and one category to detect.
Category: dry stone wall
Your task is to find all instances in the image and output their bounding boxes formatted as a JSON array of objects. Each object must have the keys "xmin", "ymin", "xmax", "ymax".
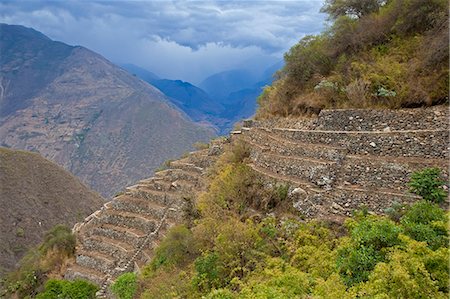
[
  {"xmin": 65, "ymin": 142, "xmax": 223, "ymax": 296},
  {"xmin": 65, "ymin": 106, "xmax": 448, "ymax": 295},
  {"xmin": 238, "ymin": 105, "xmax": 449, "ymax": 221}
]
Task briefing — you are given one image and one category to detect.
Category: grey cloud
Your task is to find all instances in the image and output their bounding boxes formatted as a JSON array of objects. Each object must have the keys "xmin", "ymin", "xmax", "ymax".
[{"xmin": 0, "ymin": 0, "xmax": 326, "ymax": 82}]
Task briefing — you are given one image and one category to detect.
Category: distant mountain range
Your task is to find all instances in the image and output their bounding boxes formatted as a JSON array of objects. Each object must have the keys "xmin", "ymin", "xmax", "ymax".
[
  {"xmin": 121, "ymin": 60, "xmax": 282, "ymax": 133},
  {"xmin": 0, "ymin": 24, "xmax": 215, "ymax": 197}
]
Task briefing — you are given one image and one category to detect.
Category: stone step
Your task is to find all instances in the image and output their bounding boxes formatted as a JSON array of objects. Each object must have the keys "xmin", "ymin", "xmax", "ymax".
[
  {"xmin": 90, "ymin": 223, "xmax": 146, "ymax": 247},
  {"xmin": 186, "ymin": 149, "xmax": 219, "ymax": 168},
  {"xmin": 314, "ymin": 107, "xmax": 448, "ymax": 131},
  {"xmin": 270, "ymin": 127, "xmax": 449, "ymax": 159},
  {"xmin": 338, "ymin": 154, "xmax": 448, "ymax": 192},
  {"xmin": 169, "ymin": 160, "xmax": 204, "ymax": 174},
  {"xmin": 169, "ymin": 179, "xmax": 199, "ymax": 192},
  {"xmin": 65, "ymin": 264, "xmax": 106, "ymax": 286},
  {"xmin": 125, "ymin": 186, "xmax": 182, "ymax": 206},
  {"xmin": 97, "ymin": 209, "xmax": 156, "ymax": 234},
  {"xmin": 155, "ymin": 168, "xmax": 201, "ymax": 182},
  {"xmin": 329, "ymin": 185, "xmax": 419, "ymax": 216},
  {"xmin": 242, "ymin": 129, "xmax": 347, "ymax": 162},
  {"xmin": 139, "ymin": 178, "xmax": 172, "ymax": 192},
  {"xmin": 81, "ymin": 235, "xmax": 133, "ymax": 261},
  {"xmin": 109, "ymin": 195, "xmax": 167, "ymax": 219},
  {"xmin": 252, "ymin": 151, "xmax": 338, "ymax": 188},
  {"xmin": 135, "ymin": 238, "xmax": 162, "ymax": 269},
  {"xmin": 248, "ymin": 163, "xmax": 318, "ymax": 191},
  {"xmin": 290, "ymin": 183, "xmax": 420, "ymax": 220},
  {"xmin": 75, "ymin": 249, "xmax": 116, "ymax": 273}
]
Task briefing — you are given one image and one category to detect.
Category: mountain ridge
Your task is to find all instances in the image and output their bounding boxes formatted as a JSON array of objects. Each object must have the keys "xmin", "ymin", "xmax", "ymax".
[{"xmin": 0, "ymin": 23, "xmax": 215, "ymax": 197}]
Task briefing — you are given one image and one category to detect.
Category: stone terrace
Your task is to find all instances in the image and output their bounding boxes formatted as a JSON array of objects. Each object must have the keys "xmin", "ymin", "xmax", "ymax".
[
  {"xmin": 237, "ymin": 106, "xmax": 449, "ymax": 221},
  {"xmin": 65, "ymin": 145, "xmax": 222, "ymax": 297},
  {"xmin": 65, "ymin": 106, "xmax": 448, "ymax": 294}
]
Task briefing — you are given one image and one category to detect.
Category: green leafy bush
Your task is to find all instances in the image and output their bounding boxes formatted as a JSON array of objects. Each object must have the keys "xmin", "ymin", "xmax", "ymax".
[
  {"xmin": 408, "ymin": 167, "xmax": 448, "ymax": 203},
  {"xmin": 359, "ymin": 236, "xmax": 448, "ymax": 298},
  {"xmin": 36, "ymin": 279, "xmax": 98, "ymax": 299},
  {"xmin": 337, "ymin": 216, "xmax": 401, "ymax": 285},
  {"xmin": 145, "ymin": 225, "xmax": 197, "ymax": 273},
  {"xmin": 192, "ymin": 252, "xmax": 220, "ymax": 292},
  {"xmin": 400, "ymin": 200, "xmax": 448, "ymax": 249},
  {"xmin": 111, "ymin": 272, "xmax": 137, "ymax": 299}
]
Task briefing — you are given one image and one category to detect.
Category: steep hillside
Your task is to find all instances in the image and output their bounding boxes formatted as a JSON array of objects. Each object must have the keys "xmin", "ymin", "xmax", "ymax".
[
  {"xmin": 0, "ymin": 24, "xmax": 215, "ymax": 197},
  {"xmin": 0, "ymin": 147, "xmax": 104, "ymax": 276},
  {"xmin": 144, "ymin": 78, "xmax": 225, "ymax": 130},
  {"xmin": 61, "ymin": 105, "xmax": 448, "ymax": 298},
  {"xmin": 199, "ymin": 69, "xmax": 259, "ymax": 100},
  {"xmin": 257, "ymin": 0, "xmax": 448, "ymax": 117}
]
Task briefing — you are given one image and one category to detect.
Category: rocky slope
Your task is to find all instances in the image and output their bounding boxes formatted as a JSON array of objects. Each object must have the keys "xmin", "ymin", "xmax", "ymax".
[
  {"xmin": 0, "ymin": 147, "xmax": 104, "ymax": 276},
  {"xmin": 0, "ymin": 24, "xmax": 215, "ymax": 197}
]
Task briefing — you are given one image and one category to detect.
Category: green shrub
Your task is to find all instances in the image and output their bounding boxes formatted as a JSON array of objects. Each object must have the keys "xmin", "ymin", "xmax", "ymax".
[
  {"xmin": 359, "ymin": 236, "xmax": 448, "ymax": 298},
  {"xmin": 337, "ymin": 216, "xmax": 401, "ymax": 285},
  {"xmin": 192, "ymin": 252, "xmax": 220, "ymax": 292},
  {"xmin": 337, "ymin": 243, "xmax": 384, "ymax": 286},
  {"xmin": 400, "ymin": 200, "xmax": 448, "ymax": 249},
  {"xmin": 145, "ymin": 225, "xmax": 197, "ymax": 273},
  {"xmin": 111, "ymin": 273, "xmax": 137, "ymax": 299},
  {"xmin": 408, "ymin": 168, "xmax": 448, "ymax": 203},
  {"xmin": 2, "ymin": 225, "xmax": 76, "ymax": 298},
  {"xmin": 350, "ymin": 217, "xmax": 401, "ymax": 250},
  {"xmin": 36, "ymin": 279, "xmax": 98, "ymax": 299},
  {"xmin": 40, "ymin": 224, "xmax": 75, "ymax": 255},
  {"xmin": 384, "ymin": 201, "xmax": 408, "ymax": 222},
  {"xmin": 204, "ymin": 288, "xmax": 235, "ymax": 299}
]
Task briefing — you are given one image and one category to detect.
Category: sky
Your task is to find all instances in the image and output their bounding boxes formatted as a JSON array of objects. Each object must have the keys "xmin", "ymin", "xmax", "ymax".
[{"xmin": 0, "ymin": 0, "xmax": 326, "ymax": 83}]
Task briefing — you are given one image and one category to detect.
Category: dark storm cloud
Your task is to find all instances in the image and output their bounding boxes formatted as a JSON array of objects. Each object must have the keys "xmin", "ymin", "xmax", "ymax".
[{"xmin": 0, "ymin": 0, "xmax": 326, "ymax": 82}]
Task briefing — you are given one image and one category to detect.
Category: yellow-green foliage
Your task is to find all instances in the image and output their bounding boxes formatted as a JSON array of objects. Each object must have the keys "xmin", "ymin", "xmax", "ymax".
[
  {"xmin": 358, "ymin": 236, "xmax": 449, "ymax": 298},
  {"xmin": 133, "ymin": 163, "xmax": 449, "ymax": 299},
  {"xmin": 257, "ymin": 0, "xmax": 448, "ymax": 118}
]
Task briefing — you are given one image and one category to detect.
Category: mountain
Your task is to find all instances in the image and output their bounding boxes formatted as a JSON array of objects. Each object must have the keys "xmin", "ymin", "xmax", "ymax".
[
  {"xmin": 122, "ymin": 63, "xmax": 283, "ymax": 134},
  {"xmin": 0, "ymin": 147, "xmax": 104, "ymax": 276},
  {"xmin": 199, "ymin": 69, "xmax": 259, "ymax": 100},
  {"xmin": 0, "ymin": 24, "xmax": 215, "ymax": 197},
  {"xmin": 121, "ymin": 65, "xmax": 228, "ymax": 133},
  {"xmin": 120, "ymin": 63, "xmax": 159, "ymax": 82}
]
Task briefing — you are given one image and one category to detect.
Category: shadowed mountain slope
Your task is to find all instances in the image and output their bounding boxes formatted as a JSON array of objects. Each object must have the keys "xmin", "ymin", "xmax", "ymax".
[{"xmin": 0, "ymin": 147, "xmax": 104, "ymax": 276}]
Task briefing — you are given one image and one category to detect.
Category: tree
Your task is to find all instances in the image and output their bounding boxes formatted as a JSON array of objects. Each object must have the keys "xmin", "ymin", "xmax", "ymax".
[{"xmin": 321, "ymin": 0, "xmax": 387, "ymax": 19}]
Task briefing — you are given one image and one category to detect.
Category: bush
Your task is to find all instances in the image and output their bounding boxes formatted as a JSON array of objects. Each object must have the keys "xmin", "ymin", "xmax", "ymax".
[
  {"xmin": 359, "ymin": 236, "xmax": 448, "ymax": 298},
  {"xmin": 408, "ymin": 168, "xmax": 448, "ymax": 203},
  {"xmin": 36, "ymin": 279, "xmax": 98, "ymax": 299},
  {"xmin": 400, "ymin": 200, "xmax": 448, "ymax": 249},
  {"xmin": 337, "ymin": 216, "xmax": 401, "ymax": 285},
  {"xmin": 111, "ymin": 273, "xmax": 137, "ymax": 299},
  {"xmin": 193, "ymin": 252, "xmax": 220, "ymax": 292},
  {"xmin": 145, "ymin": 225, "xmax": 197, "ymax": 273},
  {"xmin": 40, "ymin": 225, "xmax": 76, "ymax": 255},
  {"xmin": 2, "ymin": 225, "xmax": 76, "ymax": 298},
  {"xmin": 256, "ymin": 0, "xmax": 448, "ymax": 117}
]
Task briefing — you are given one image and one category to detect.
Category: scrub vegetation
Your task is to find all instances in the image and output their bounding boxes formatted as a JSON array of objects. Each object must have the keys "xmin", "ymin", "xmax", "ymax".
[{"xmin": 257, "ymin": 0, "xmax": 448, "ymax": 117}]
